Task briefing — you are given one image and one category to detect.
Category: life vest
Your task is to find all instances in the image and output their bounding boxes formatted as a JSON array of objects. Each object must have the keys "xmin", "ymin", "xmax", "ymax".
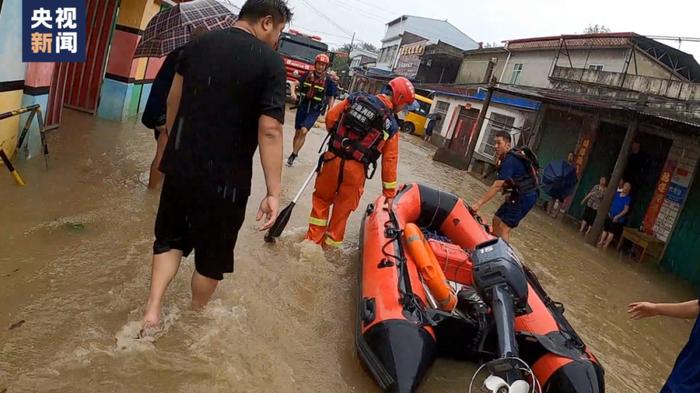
[
  {"xmin": 498, "ymin": 147, "xmax": 540, "ymax": 197},
  {"xmin": 327, "ymin": 93, "xmax": 397, "ymax": 176},
  {"xmin": 299, "ymin": 72, "xmax": 328, "ymax": 104}
]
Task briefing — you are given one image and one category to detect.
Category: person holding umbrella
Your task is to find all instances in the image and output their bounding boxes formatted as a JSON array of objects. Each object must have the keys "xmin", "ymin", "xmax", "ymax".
[
  {"xmin": 545, "ymin": 152, "xmax": 578, "ymax": 218},
  {"xmin": 141, "ymin": 26, "xmax": 209, "ymax": 189},
  {"xmin": 471, "ymin": 132, "xmax": 539, "ymax": 243},
  {"xmin": 141, "ymin": 0, "xmax": 292, "ymax": 332},
  {"xmin": 135, "ymin": 0, "xmax": 241, "ymax": 189}
]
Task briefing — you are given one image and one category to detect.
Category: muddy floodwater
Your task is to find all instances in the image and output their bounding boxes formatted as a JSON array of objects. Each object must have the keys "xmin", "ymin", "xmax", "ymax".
[{"xmin": 0, "ymin": 109, "xmax": 696, "ymax": 393}]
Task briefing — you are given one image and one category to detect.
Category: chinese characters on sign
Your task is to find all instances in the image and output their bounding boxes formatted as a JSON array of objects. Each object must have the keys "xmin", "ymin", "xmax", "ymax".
[
  {"xmin": 666, "ymin": 182, "xmax": 688, "ymax": 204},
  {"xmin": 574, "ymin": 136, "xmax": 591, "ymax": 174},
  {"xmin": 23, "ymin": 0, "xmax": 86, "ymax": 62},
  {"xmin": 642, "ymin": 160, "xmax": 676, "ymax": 234}
]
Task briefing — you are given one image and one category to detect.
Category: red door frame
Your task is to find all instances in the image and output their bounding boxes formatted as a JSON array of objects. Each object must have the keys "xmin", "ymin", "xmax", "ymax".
[
  {"xmin": 448, "ymin": 107, "xmax": 479, "ymax": 155},
  {"xmin": 45, "ymin": 0, "xmax": 118, "ymax": 128}
]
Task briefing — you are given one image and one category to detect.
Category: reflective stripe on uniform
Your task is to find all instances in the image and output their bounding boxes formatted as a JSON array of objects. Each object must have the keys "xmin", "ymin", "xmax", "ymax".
[
  {"xmin": 383, "ymin": 131, "xmax": 389, "ymax": 140},
  {"xmin": 308, "ymin": 216, "xmax": 328, "ymax": 226},
  {"xmin": 324, "ymin": 237, "xmax": 343, "ymax": 247},
  {"xmin": 383, "ymin": 181, "xmax": 398, "ymax": 189}
]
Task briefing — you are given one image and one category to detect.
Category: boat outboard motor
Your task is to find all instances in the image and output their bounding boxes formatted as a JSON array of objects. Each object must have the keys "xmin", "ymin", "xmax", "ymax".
[{"xmin": 472, "ymin": 238, "xmax": 530, "ymax": 393}]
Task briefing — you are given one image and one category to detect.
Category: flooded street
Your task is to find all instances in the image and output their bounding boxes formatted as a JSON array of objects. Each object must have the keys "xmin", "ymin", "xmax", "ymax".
[{"xmin": 0, "ymin": 109, "xmax": 696, "ymax": 393}]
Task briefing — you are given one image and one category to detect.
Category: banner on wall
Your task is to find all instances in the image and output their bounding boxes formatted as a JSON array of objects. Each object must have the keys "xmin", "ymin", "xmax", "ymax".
[
  {"xmin": 22, "ymin": 0, "xmax": 86, "ymax": 62},
  {"xmin": 642, "ymin": 159, "xmax": 676, "ymax": 234}
]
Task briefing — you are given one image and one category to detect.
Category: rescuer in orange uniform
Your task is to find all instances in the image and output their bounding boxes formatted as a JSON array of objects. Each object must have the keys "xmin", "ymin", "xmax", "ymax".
[{"xmin": 306, "ymin": 77, "xmax": 416, "ymax": 248}]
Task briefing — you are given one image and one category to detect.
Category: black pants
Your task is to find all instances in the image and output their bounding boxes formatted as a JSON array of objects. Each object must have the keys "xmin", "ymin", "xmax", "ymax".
[{"xmin": 153, "ymin": 176, "xmax": 249, "ymax": 280}]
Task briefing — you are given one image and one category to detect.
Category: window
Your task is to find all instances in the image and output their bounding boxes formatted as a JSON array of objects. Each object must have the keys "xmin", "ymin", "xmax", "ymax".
[
  {"xmin": 411, "ymin": 100, "xmax": 430, "ymax": 116},
  {"xmin": 379, "ymin": 48, "xmax": 388, "ymax": 63},
  {"xmin": 589, "ymin": 64, "xmax": 604, "ymax": 71},
  {"xmin": 278, "ymin": 37, "xmax": 328, "ymax": 64},
  {"xmin": 433, "ymin": 100, "xmax": 450, "ymax": 134},
  {"xmin": 509, "ymin": 63, "xmax": 523, "ymax": 84},
  {"xmin": 479, "ymin": 113, "xmax": 517, "ymax": 158}
]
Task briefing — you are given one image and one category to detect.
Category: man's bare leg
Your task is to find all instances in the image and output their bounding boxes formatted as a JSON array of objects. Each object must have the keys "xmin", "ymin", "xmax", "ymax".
[
  {"xmin": 143, "ymin": 249, "xmax": 183, "ymax": 328},
  {"xmin": 191, "ymin": 271, "xmax": 219, "ymax": 309},
  {"xmin": 550, "ymin": 200, "xmax": 560, "ymax": 218},
  {"xmin": 579, "ymin": 220, "xmax": 587, "ymax": 232},
  {"xmin": 288, "ymin": 127, "xmax": 310, "ymax": 166},
  {"xmin": 292, "ymin": 127, "xmax": 309, "ymax": 156},
  {"xmin": 597, "ymin": 232, "xmax": 606, "ymax": 247},
  {"xmin": 499, "ymin": 224, "xmax": 512, "ymax": 243},
  {"xmin": 602, "ymin": 232, "xmax": 615, "ymax": 250},
  {"xmin": 491, "ymin": 217, "xmax": 501, "ymax": 236},
  {"xmin": 148, "ymin": 128, "xmax": 168, "ymax": 189}
]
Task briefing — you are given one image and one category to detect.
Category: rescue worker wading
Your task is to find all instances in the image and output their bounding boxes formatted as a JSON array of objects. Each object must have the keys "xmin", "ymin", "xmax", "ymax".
[
  {"xmin": 287, "ymin": 53, "xmax": 337, "ymax": 166},
  {"xmin": 472, "ymin": 131, "xmax": 539, "ymax": 243},
  {"xmin": 306, "ymin": 77, "xmax": 416, "ymax": 248}
]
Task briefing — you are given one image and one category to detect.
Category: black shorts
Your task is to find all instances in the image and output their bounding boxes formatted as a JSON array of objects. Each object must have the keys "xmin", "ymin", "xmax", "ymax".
[
  {"xmin": 603, "ymin": 217, "xmax": 625, "ymax": 238},
  {"xmin": 582, "ymin": 206, "xmax": 598, "ymax": 225},
  {"xmin": 153, "ymin": 176, "xmax": 249, "ymax": 280},
  {"xmin": 142, "ymin": 113, "xmax": 167, "ymax": 140}
]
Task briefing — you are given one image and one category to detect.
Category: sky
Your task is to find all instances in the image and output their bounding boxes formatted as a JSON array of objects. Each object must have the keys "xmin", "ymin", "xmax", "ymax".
[{"xmin": 231, "ymin": 0, "xmax": 700, "ymax": 60}]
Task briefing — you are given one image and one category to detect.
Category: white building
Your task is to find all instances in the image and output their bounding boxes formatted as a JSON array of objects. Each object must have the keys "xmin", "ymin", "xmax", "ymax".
[
  {"xmin": 427, "ymin": 87, "xmax": 540, "ymax": 166},
  {"xmin": 456, "ymin": 33, "xmax": 699, "ymax": 87},
  {"xmin": 376, "ymin": 15, "xmax": 478, "ymax": 71},
  {"xmin": 348, "ymin": 48, "xmax": 378, "ymax": 76}
]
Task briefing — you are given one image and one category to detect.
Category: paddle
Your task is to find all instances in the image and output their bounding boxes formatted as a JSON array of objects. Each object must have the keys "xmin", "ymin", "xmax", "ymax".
[{"xmin": 264, "ymin": 165, "xmax": 318, "ymax": 243}]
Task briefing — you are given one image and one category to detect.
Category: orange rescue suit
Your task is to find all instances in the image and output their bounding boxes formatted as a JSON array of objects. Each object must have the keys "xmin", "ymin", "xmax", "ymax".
[{"xmin": 306, "ymin": 95, "xmax": 399, "ymax": 248}]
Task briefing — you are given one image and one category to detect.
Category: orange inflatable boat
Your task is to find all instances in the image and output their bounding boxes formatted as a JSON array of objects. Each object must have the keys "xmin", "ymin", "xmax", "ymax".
[{"xmin": 356, "ymin": 183, "xmax": 604, "ymax": 393}]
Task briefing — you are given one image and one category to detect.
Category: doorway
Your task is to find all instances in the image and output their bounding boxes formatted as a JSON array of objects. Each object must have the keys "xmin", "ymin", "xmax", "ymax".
[{"xmin": 45, "ymin": 0, "xmax": 118, "ymax": 128}]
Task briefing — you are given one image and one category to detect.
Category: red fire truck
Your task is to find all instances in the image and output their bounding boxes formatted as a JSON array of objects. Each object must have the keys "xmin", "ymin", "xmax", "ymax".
[{"xmin": 278, "ymin": 30, "xmax": 333, "ymax": 97}]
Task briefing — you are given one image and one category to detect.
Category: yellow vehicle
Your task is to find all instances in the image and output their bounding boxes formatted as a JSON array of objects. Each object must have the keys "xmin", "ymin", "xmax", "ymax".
[{"xmin": 402, "ymin": 94, "xmax": 433, "ymax": 136}]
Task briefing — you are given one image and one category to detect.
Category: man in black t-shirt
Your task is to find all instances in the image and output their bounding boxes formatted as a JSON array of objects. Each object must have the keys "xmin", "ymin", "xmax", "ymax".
[{"xmin": 141, "ymin": 0, "xmax": 292, "ymax": 332}]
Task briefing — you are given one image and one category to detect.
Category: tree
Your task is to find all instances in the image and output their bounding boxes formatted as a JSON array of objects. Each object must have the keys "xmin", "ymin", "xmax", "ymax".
[
  {"xmin": 333, "ymin": 41, "xmax": 378, "ymax": 54},
  {"xmin": 360, "ymin": 42, "xmax": 377, "ymax": 52},
  {"xmin": 583, "ymin": 24, "xmax": 611, "ymax": 34},
  {"xmin": 483, "ymin": 42, "xmax": 500, "ymax": 48},
  {"xmin": 331, "ymin": 54, "xmax": 350, "ymax": 73}
]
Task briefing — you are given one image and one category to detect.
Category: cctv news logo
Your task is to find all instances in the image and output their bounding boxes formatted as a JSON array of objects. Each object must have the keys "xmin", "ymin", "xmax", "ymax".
[{"xmin": 23, "ymin": 0, "xmax": 86, "ymax": 62}]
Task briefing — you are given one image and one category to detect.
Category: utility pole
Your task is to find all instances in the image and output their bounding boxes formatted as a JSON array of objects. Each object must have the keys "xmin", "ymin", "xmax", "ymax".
[{"xmin": 350, "ymin": 32, "xmax": 355, "ymax": 50}]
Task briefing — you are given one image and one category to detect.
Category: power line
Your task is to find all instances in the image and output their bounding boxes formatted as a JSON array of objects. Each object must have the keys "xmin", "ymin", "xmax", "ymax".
[
  {"xmin": 348, "ymin": 0, "xmax": 397, "ymax": 19},
  {"xmin": 298, "ymin": 0, "xmax": 352, "ymax": 36},
  {"xmin": 296, "ymin": 0, "xmax": 377, "ymax": 47},
  {"xmin": 289, "ymin": 23, "xmax": 353, "ymax": 40},
  {"xmin": 327, "ymin": 0, "xmax": 390, "ymax": 23}
]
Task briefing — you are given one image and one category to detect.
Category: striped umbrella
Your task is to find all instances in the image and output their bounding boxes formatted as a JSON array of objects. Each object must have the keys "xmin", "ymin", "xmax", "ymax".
[{"xmin": 134, "ymin": 0, "xmax": 239, "ymax": 58}]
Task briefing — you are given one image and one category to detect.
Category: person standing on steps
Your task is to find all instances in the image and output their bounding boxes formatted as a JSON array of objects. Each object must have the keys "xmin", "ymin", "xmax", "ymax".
[
  {"xmin": 287, "ymin": 54, "xmax": 337, "ymax": 166},
  {"xmin": 471, "ymin": 132, "xmax": 539, "ymax": 243},
  {"xmin": 141, "ymin": 0, "xmax": 291, "ymax": 331},
  {"xmin": 579, "ymin": 176, "xmax": 607, "ymax": 235},
  {"xmin": 597, "ymin": 182, "xmax": 632, "ymax": 250}
]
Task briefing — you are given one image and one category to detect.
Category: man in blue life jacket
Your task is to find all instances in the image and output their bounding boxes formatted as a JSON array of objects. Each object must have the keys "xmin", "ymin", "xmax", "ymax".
[
  {"xmin": 471, "ymin": 131, "xmax": 539, "ymax": 242},
  {"xmin": 286, "ymin": 53, "xmax": 337, "ymax": 166}
]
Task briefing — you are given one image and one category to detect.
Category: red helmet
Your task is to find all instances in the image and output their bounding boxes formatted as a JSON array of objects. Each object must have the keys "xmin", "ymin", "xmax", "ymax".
[
  {"xmin": 315, "ymin": 54, "xmax": 330, "ymax": 65},
  {"xmin": 388, "ymin": 76, "xmax": 416, "ymax": 108}
]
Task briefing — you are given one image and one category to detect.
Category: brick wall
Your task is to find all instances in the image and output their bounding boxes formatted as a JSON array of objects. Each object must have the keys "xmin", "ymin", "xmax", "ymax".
[{"xmin": 652, "ymin": 132, "xmax": 700, "ymax": 241}]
